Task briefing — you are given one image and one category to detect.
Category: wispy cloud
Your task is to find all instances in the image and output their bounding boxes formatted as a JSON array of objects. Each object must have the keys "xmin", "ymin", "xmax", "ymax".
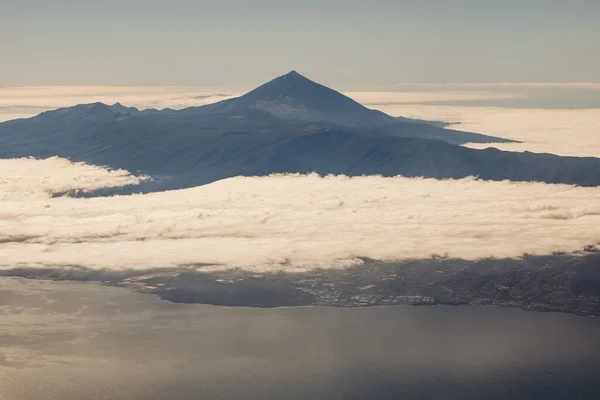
[
  {"xmin": 346, "ymin": 91, "xmax": 523, "ymax": 105},
  {"xmin": 389, "ymin": 83, "xmax": 600, "ymax": 90},
  {"xmin": 0, "ymin": 86, "xmax": 241, "ymax": 122}
]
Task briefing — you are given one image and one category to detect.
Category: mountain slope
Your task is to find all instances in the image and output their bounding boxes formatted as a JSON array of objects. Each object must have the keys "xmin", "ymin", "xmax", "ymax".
[
  {"xmin": 187, "ymin": 70, "xmax": 394, "ymax": 127},
  {"xmin": 0, "ymin": 71, "xmax": 515, "ymax": 146},
  {"xmin": 1, "ymin": 114, "xmax": 599, "ymax": 195},
  {"xmin": 2, "ymin": 71, "xmax": 598, "ymax": 194},
  {"xmin": 175, "ymin": 71, "xmax": 514, "ymax": 144}
]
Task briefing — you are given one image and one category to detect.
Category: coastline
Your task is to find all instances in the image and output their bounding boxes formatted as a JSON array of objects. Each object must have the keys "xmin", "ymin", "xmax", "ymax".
[{"xmin": 2, "ymin": 249, "xmax": 599, "ymax": 317}]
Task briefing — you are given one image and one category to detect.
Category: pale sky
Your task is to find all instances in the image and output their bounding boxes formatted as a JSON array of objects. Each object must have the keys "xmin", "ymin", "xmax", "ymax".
[{"xmin": 1, "ymin": 0, "xmax": 599, "ymax": 87}]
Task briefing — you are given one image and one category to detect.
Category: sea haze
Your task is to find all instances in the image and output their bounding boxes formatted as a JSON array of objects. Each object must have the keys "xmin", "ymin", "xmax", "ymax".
[{"xmin": 2, "ymin": 277, "xmax": 600, "ymax": 400}]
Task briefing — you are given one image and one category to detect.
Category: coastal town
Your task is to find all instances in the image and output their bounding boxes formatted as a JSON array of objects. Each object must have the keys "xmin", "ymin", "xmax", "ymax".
[{"xmin": 3, "ymin": 246, "xmax": 599, "ymax": 316}]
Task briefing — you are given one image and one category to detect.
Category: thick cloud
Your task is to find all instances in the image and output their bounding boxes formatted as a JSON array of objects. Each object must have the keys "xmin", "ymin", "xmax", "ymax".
[
  {"xmin": 376, "ymin": 104, "xmax": 600, "ymax": 157},
  {"xmin": 1, "ymin": 158, "xmax": 599, "ymax": 273},
  {"xmin": 1, "ymin": 84, "xmax": 599, "ymax": 272},
  {"xmin": 0, "ymin": 157, "xmax": 146, "ymax": 200}
]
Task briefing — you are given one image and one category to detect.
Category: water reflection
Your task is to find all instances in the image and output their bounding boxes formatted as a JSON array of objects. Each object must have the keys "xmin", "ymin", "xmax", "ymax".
[{"xmin": 1, "ymin": 277, "xmax": 600, "ymax": 399}]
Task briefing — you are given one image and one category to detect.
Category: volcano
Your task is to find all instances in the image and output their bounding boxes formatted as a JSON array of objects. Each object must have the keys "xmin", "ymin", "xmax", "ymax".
[
  {"xmin": 189, "ymin": 70, "xmax": 395, "ymax": 127},
  {"xmin": 1, "ymin": 71, "xmax": 599, "ymax": 194}
]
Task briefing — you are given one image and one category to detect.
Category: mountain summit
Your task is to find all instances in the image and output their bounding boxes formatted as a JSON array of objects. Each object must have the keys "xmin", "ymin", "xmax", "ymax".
[
  {"xmin": 183, "ymin": 71, "xmax": 513, "ymax": 144},
  {"xmin": 195, "ymin": 71, "xmax": 394, "ymax": 127},
  {"xmin": 6, "ymin": 71, "xmax": 593, "ymax": 195}
]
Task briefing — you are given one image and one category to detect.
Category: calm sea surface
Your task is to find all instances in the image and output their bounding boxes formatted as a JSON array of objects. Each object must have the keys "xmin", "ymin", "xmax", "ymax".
[{"xmin": 1, "ymin": 277, "xmax": 600, "ymax": 400}]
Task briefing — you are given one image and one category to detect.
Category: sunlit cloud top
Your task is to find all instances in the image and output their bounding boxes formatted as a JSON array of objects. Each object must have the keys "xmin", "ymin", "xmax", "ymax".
[{"xmin": 1, "ymin": 158, "xmax": 599, "ymax": 272}]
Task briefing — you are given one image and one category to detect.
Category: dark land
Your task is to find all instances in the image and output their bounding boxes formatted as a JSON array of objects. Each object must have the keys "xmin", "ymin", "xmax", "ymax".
[
  {"xmin": 2, "ymin": 71, "xmax": 600, "ymax": 194},
  {"xmin": 3, "ymin": 247, "xmax": 599, "ymax": 316},
  {"xmin": 2, "ymin": 72, "xmax": 600, "ymax": 316}
]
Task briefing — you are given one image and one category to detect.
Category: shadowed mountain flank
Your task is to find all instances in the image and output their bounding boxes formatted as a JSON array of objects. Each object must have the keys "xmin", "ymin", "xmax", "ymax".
[
  {"xmin": 1, "ymin": 71, "xmax": 599, "ymax": 193},
  {"xmin": 184, "ymin": 70, "xmax": 396, "ymax": 127},
  {"xmin": 177, "ymin": 71, "xmax": 512, "ymax": 143},
  {"xmin": 0, "ymin": 71, "xmax": 512, "ymax": 143}
]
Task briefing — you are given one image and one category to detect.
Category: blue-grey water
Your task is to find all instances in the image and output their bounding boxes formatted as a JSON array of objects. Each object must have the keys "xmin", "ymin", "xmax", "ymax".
[{"xmin": 1, "ymin": 277, "xmax": 600, "ymax": 400}]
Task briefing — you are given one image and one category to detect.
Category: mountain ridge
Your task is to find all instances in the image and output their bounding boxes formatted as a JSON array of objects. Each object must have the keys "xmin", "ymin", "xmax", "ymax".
[
  {"xmin": 2, "ymin": 71, "xmax": 514, "ymax": 145},
  {"xmin": 2, "ymin": 71, "xmax": 599, "ymax": 194},
  {"xmin": 184, "ymin": 70, "xmax": 395, "ymax": 127}
]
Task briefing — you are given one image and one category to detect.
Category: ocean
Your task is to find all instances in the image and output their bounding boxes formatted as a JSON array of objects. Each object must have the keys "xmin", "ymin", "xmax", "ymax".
[{"xmin": 2, "ymin": 277, "xmax": 600, "ymax": 400}]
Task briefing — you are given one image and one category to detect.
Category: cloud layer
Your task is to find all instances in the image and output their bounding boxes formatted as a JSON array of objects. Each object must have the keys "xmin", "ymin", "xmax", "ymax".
[
  {"xmin": 1, "ymin": 85, "xmax": 598, "ymax": 273},
  {"xmin": 376, "ymin": 104, "xmax": 600, "ymax": 157},
  {"xmin": 0, "ymin": 157, "xmax": 146, "ymax": 200},
  {"xmin": 0, "ymin": 86, "xmax": 240, "ymax": 122},
  {"xmin": 1, "ymin": 158, "xmax": 599, "ymax": 273},
  {"xmin": 346, "ymin": 90, "xmax": 522, "ymax": 105}
]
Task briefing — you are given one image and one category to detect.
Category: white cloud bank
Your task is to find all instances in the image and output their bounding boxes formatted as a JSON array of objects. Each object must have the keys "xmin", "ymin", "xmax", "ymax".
[
  {"xmin": 0, "ymin": 157, "xmax": 146, "ymax": 200},
  {"xmin": 346, "ymin": 91, "xmax": 523, "ymax": 105},
  {"xmin": 1, "ymin": 158, "xmax": 599, "ymax": 273},
  {"xmin": 376, "ymin": 104, "xmax": 600, "ymax": 157}
]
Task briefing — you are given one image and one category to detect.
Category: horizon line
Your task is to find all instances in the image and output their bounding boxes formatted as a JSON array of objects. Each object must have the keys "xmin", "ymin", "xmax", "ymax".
[{"xmin": 3, "ymin": 82, "xmax": 600, "ymax": 90}]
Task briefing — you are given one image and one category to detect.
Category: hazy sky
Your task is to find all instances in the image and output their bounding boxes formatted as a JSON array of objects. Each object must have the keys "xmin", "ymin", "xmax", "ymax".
[{"xmin": 1, "ymin": 0, "xmax": 599, "ymax": 86}]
